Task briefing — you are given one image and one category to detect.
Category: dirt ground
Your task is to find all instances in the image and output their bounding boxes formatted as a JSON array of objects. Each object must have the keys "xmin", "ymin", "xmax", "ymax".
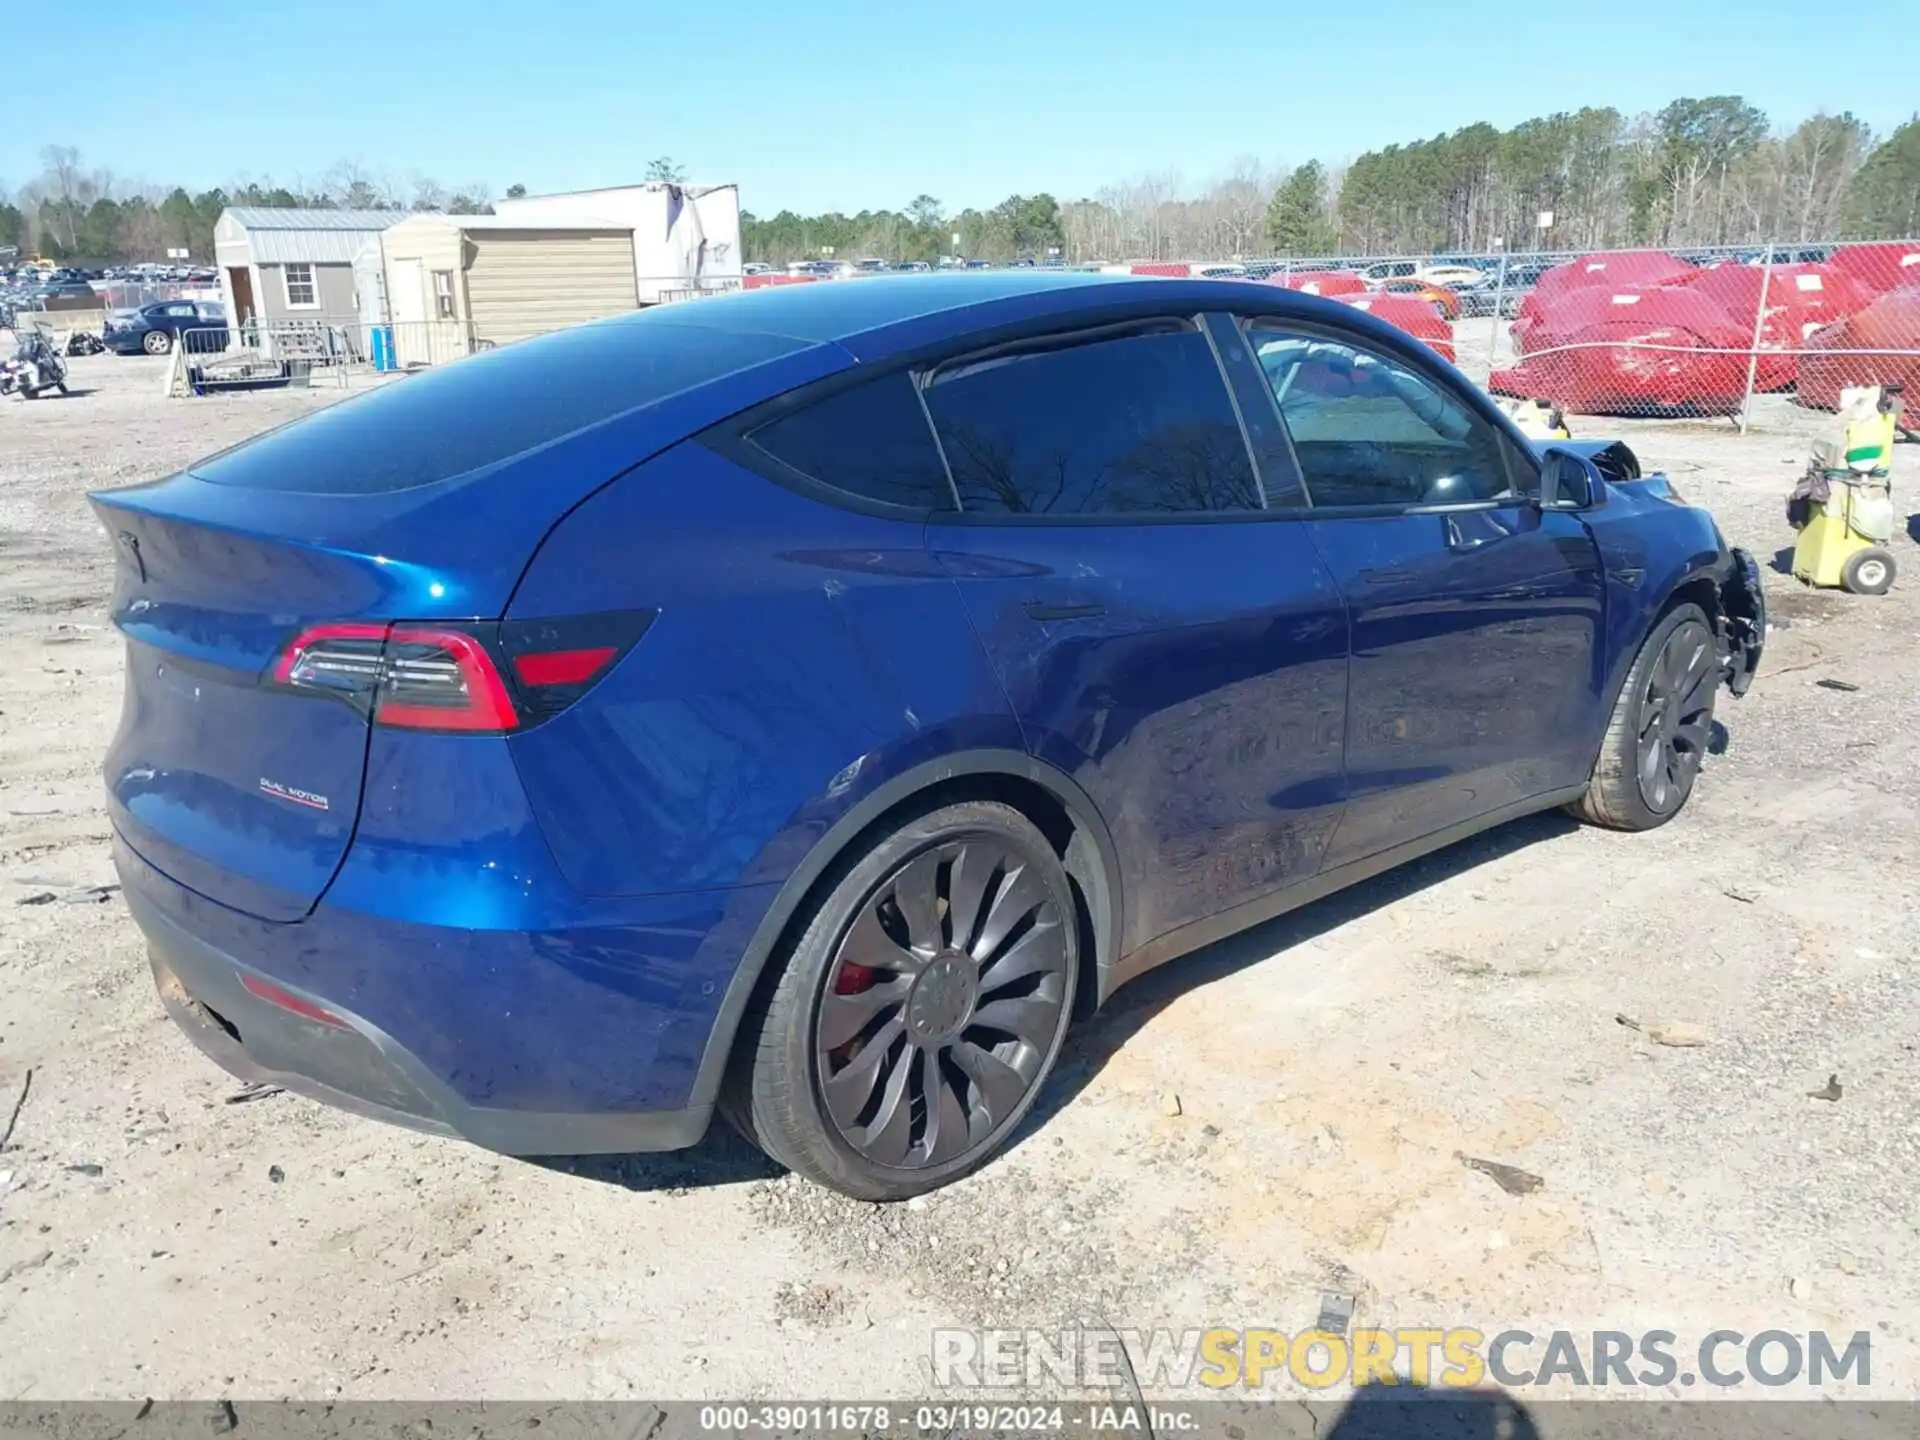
[{"xmin": 1, "ymin": 347, "xmax": 1916, "ymax": 1407}]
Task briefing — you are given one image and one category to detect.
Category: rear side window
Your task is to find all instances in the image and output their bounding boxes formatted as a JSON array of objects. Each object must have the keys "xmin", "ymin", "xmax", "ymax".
[
  {"xmin": 192, "ymin": 320, "xmax": 809, "ymax": 495},
  {"xmin": 746, "ymin": 370, "xmax": 955, "ymax": 511},
  {"xmin": 923, "ymin": 326, "xmax": 1261, "ymax": 517}
]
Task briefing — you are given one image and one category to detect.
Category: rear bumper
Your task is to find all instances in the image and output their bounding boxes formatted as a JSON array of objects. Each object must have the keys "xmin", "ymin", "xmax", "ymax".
[{"xmin": 123, "ymin": 855, "xmax": 715, "ymax": 1158}]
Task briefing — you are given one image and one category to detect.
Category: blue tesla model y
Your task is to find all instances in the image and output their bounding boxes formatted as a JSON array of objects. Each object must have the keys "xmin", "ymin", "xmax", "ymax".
[{"xmin": 94, "ymin": 273, "xmax": 1765, "ymax": 1198}]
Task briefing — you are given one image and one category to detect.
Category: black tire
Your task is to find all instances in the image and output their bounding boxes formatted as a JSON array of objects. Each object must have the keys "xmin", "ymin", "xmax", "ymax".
[
  {"xmin": 725, "ymin": 800, "xmax": 1079, "ymax": 1200},
  {"xmin": 1569, "ymin": 602, "xmax": 1719, "ymax": 831},
  {"xmin": 143, "ymin": 329, "xmax": 172, "ymax": 355},
  {"xmin": 1840, "ymin": 547, "xmax": 1895, "ymax": 596}
]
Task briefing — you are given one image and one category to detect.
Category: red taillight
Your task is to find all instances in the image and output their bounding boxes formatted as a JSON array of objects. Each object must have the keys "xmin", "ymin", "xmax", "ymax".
[
  {"xmin": 272, "ymin": 622, "xmax": 389, "ymax": 687},
  {"xmin": 240, "ymin": 973, "xmax": 348, "ymax": 1029},
  {"xmin": 376, "ymin": 627, "xmax": 519, "ymax": 732},
  {"xmin": 271, "ymin": 622, "xmax": 520, "ymax": 733},
  {"xmin": 511, "ymin": 646, "xmax": 618, "ymax": 687},
  {"xmin": 271, "ymin": 611, "xmax": 652, "ymax": 732}
]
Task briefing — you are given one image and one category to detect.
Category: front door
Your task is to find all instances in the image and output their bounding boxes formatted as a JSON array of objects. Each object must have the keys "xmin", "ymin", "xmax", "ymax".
[
  {"xmin": 924, "ymin": 317, "xmax": 1350, "ymax": 957},
  {"xmin": 226, "ymin": 266, "xmax": 255, "ymax": 327},
  {"xmin": 1244, "ymin": 322, "xmax": 1605, "ymax": 867}
]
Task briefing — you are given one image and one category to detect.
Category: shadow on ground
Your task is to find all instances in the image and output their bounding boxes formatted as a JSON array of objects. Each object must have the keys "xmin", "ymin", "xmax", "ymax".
[
  {"xmin": 525, "ymin": 1119, "xmax": 781, "ymax": 1194},
  {"xmin": 1020, "ymin": 808, "xmax": 1579, "ymax": 1136},
  {"xmin": 540, "ymin": 808, "xmax": 1578, "ymax": 1193},
  {"xmin": 1319, "ymin": 1382, "xmax": 1544, "ymax": 1439}
]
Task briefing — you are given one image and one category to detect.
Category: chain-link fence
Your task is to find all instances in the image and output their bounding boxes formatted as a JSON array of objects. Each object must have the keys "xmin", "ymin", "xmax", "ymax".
[
  {"xmin": 1210, "ymin": 239, "xmax": 1920, "ymax": 437},
  {"xmin": 150, "ymin": 245, "xmax": 1918, "ymax": 434}
]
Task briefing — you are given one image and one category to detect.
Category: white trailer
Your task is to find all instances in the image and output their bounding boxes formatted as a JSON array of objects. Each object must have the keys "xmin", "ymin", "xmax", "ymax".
[{"xmin": 491, "ymin": 183, "xmax": 743, "ymax": 303}]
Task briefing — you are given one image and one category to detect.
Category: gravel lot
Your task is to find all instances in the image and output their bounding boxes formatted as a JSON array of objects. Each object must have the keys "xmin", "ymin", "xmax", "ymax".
[{"xmin": 1, "ymin": 346, "xmax": 1916, "ymax": 1407}]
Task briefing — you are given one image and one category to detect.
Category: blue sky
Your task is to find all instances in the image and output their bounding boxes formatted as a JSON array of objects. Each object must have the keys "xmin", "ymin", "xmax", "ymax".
[{"xmin": 10, "ymin": 0, "xmax": 1913, "ymax": 215}]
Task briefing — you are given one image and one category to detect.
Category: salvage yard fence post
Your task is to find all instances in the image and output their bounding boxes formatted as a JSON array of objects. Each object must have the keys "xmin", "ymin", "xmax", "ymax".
[{"xmin": 1738, "ymin": 243, "xmax": 1776, "ymax": 435}]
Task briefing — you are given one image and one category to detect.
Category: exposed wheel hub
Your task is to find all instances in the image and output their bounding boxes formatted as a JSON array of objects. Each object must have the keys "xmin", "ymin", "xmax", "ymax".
[{"xmin": 906, "ymin": 951, "xmax": 978, "ymax": 1043}]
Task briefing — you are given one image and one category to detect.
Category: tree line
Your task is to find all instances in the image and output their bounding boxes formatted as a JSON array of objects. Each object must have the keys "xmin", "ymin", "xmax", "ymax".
[
  {"xmin": 742, "ymin": 101, "xmax": 1919, "ymax": 264},
  {"xmin": 0, "ymin": 153, "xmax": 703, "ymax": 266},
  {"xmin": 4, "ymin": 104, "xmax": 1915, "ymax": 269}
]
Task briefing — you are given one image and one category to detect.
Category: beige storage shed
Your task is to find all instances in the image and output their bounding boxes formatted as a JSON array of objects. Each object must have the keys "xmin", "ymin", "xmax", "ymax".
[{"xmin": 378, "ymin": 214, "xmax": 639, "ymax": 366}]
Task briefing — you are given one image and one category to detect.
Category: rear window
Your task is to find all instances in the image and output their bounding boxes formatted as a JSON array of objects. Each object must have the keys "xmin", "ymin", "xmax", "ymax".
[
  {"xmin": 192, "ymin": 320, "xmax": 809, "ymax": 495},
  {"xmin": 922, "ymin": 325, "xmax": 1261, "ymax": 517}
]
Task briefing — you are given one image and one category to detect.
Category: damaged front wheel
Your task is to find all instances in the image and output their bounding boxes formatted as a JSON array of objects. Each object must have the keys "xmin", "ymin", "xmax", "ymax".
[{"xmin": 1570, "ymin": 602, "xmax": 1720, "ymax": 831}]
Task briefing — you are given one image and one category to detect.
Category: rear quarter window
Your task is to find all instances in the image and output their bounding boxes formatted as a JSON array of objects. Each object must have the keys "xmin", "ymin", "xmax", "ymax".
[
  {"xmin": 191, "ymin": 320, "xmax": 809, "ymax": 495},
  {"xmin": 743, "ymin": 370, "xmax": 956, "ymax": 512}
]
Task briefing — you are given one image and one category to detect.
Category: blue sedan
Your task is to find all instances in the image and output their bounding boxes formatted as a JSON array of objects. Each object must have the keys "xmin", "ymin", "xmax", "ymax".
[
  {"xmin": 103, "ymin": 300, "xmax": 228, "ymax": 355},
  {"xmin": 90, "ymin": 274, "xmax": 1764, "ymax": 1198}
]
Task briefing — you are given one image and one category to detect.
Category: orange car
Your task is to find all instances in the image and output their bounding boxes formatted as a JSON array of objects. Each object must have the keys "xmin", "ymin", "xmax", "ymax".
[{"xmin": 1379, "ymin": 277, "xmax": 1461, "ymax": 320}]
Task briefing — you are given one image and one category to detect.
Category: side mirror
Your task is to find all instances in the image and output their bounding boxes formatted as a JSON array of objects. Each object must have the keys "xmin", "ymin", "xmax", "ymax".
[{"xmin": 1539, "ymin": 447, "xmax": 1607, "ymax": 511}]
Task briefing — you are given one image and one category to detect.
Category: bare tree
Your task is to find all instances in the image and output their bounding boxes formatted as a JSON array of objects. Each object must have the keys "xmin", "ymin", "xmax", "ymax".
[
  {"xmin": 1209, "ymin": 157, "xmax": 1272, "ymax": 258},
  {"xmin": 409, "ymin": 173, "xmax": 449, "ymax": 212},
  {"xmin": 322, "ymin": 158, "xmax": 390, "ymax": 210},
  {"xmin": 39, "ymin": 144, "xmax": 89, "ymax": 248}
]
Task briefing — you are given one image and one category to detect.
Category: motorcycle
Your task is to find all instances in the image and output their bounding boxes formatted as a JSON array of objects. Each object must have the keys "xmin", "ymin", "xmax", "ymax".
[{"xmin": 0, "ymin": 330, "xmax": 69, "ymax": 399}]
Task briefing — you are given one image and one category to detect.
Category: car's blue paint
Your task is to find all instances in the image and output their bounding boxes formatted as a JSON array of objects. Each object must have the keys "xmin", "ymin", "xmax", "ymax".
[
  {"xmin": 1304, "ymin": 507, "xmax": 1606, "ymax": 867},
  {"xmin": 505, "ymin": 439, "xmax": 1026, "ymax": 897},
  {"xmin": 91, "ymin": 273, "xmax": 1748, "ymax": 1152},
  {"xmin": 117, "ymin": 826, "xmax": 777, "ymax": 1114},
  {"xmin": 931, "ymin": 517, "xmax": 1349, "ymax": 954}
]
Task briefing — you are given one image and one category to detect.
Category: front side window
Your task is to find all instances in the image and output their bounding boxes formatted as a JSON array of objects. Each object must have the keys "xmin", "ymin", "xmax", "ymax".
[
  {"xmin": 922, "ymin": 325, "xmax": 1261, "ymax": 517},
  {"xmin": 1248, "ymin": 324, "xmax": 1514, "ymax": 508},
  {"xmin": 283, "ymin": 262, "xmax": 318, "ymax": 308}
]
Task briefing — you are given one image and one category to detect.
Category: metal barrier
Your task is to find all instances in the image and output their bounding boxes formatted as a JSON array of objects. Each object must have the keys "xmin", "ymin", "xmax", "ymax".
[{"xmin": 176, "ymin": 322, "xmax": 357, "ymax": 394}]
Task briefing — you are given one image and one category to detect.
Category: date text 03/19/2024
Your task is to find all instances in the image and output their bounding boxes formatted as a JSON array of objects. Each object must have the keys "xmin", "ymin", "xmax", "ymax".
[{"xmin": 696, "ymin": 1404, "xmax": 1196, "ymax": 1433}]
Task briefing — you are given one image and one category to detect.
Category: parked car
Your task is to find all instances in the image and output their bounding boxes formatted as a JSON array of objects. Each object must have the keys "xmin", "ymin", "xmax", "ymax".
[
  {"xmin": 1377, "ymin": 276, "xmax": 1461, "ymax": 319},
  {"xmin": 1360, "ymin": 259, "xmax": 1419, "ymax": 284},
  {"xmin": 94, "ymin": 274, "xmax": 1764, "ymax": 1200},
  {"xmin": 1455, "ymin": 261, "xmax": 1553, "ymax": 317},
  {"xmin": 103, "ymin": 300, "xmax": 228, "ymax": 355}
]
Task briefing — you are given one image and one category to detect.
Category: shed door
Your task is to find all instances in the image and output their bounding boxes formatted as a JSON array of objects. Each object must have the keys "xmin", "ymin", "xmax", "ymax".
[
  {"xmin": 389, "ymin": 259, "xmax": 426, "ymax": 323},
  {"xmin": 465, "ymin": 232, "xmax": 638, "ymax": 346}
]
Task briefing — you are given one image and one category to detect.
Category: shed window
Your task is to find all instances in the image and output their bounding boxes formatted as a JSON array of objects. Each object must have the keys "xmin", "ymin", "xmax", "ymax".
[
  {"xmin": 432, "ymin": 270, "xmax": 455, "ymax": 319},
  {"xmin": 283, "ymin": 263, "xmax": 318, "ymax": 308}
]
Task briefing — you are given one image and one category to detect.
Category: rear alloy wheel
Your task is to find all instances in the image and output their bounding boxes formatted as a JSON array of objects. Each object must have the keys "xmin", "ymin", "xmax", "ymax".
[
  {"xmin": 727, "ymin": 801, "xmax": 1078, "ymax": 1199},
  {"xmin": 143, "ymin": 329, "xmax": 172, "ymax": 355},
  {"xmin": 1570, "ymin": 602, "xmax": 1719, "ymax": 831}
]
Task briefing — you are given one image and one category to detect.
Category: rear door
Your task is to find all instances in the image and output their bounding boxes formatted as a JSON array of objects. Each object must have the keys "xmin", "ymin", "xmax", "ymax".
[
  {"xmin": 927, "ymin": 315, "xmax": 1350, "ymax": 957},
  {"xmin": 1243, "ymin": 321, "xmax": 1605, "ymax": 867}
]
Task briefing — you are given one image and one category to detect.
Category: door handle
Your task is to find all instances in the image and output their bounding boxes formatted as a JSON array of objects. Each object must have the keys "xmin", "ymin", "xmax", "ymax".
[
  {"xmin": 1024, "ymin": 601, "xmax": 1105, "ymax": 622},
  {"xmin": 1357, "ymin": 568, "xmax": 1419, "ymax": 586}
]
